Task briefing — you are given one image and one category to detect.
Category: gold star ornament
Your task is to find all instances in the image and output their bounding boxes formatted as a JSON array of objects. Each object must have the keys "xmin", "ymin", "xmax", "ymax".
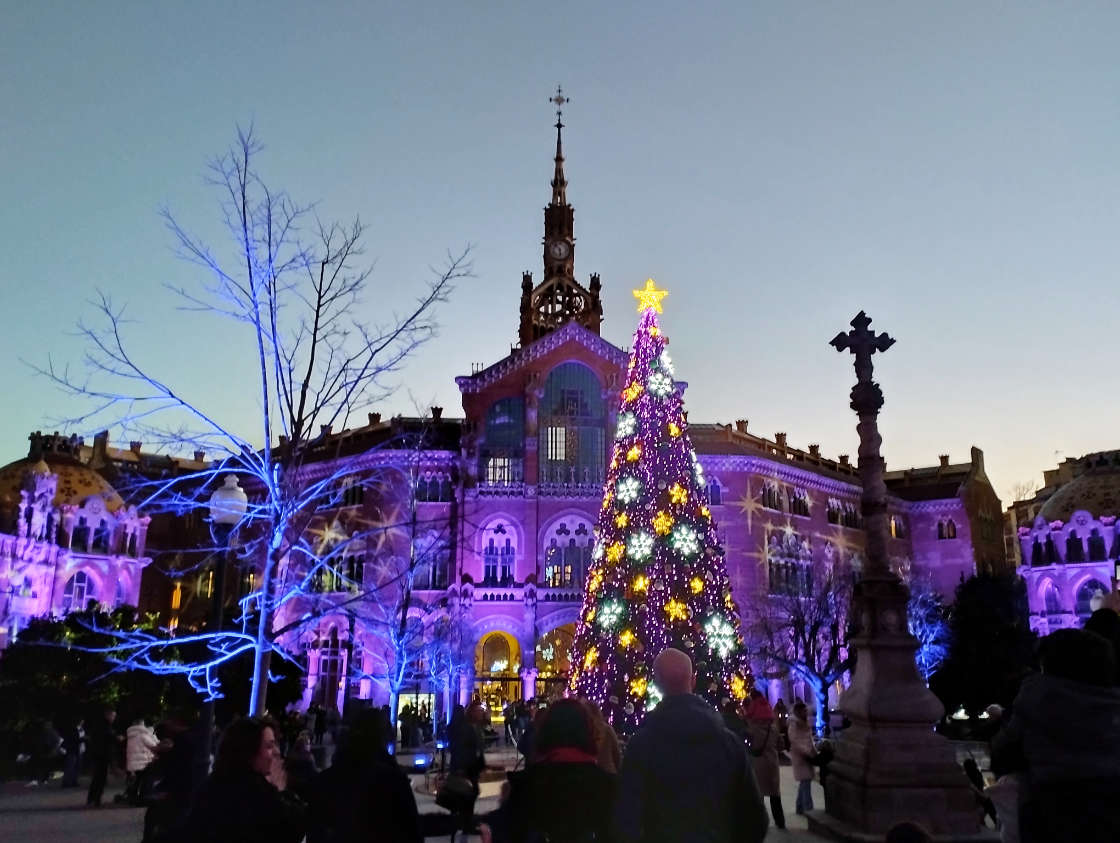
[{"xmin": 633, "ymin": 278, "xmax": 668, "ymax": 313}]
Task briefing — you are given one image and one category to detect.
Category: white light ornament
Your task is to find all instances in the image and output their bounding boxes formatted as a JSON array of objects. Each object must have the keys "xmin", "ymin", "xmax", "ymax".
[
  {"xmin": 617, "ymin": 476, "xmax": 642, "ymax": 504},
  {"xmin": 615, "ymin": 412, "xmax": 637, "ymax": 440},
  {"xmin": 647, "ymin": 371, "xmax": 673, "ymax": 397},
  {"xmin": 704, "ymin": 615, "xmax": 737, "ymax": 658},
  {"xmin": 670, "ymin": 524, "xmax": 700, "ymax": 557},
  {"xmin": 598, "ymin": 600, "xmax": 625, "ymax": 630},
  {"xmin": 646, "ymin": 682, "xmax": 664, "ymax": 711},
  {"xmin": 627, "ymin": 531, "xmax": 655, "ymax": 562},
  {"xmin": 592, "ymin": 542, "xmax": 604, "ymax": 561},
  {"xmin": 658, "ymin": 350, "xmax": 675, "ymax": 376}
]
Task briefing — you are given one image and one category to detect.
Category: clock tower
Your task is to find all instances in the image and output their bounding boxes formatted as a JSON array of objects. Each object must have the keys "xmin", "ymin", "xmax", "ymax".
[{"xmin": 518, "ymin": 87, "xmax": 603, "ymax": 346}]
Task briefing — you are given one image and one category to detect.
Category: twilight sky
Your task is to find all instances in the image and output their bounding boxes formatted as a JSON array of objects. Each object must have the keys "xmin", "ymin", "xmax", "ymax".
[{"xmin": 2, "ymin": 2, "xmax": 1118, "ymax": 502}]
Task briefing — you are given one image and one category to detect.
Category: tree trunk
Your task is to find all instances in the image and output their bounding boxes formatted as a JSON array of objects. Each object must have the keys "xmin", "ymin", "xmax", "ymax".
[
  {"xmin": 815, "ymin": 686, "xmax": 830, "ymax": 737},
  {"xmin": 249, "ymin": 539, "xmax": 282, "ymax": 716}
]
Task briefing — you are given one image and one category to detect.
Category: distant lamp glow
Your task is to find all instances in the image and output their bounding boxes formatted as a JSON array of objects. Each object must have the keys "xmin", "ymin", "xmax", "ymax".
[{"xmin": 951, "ymin": 706, "xmax": 969, "ymax": 721}]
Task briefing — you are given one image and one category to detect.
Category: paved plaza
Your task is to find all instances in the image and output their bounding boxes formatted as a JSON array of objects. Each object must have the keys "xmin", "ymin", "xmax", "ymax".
[{"xmin": 0, "ymin": 762, "xmax": 829, "ymax": 842}]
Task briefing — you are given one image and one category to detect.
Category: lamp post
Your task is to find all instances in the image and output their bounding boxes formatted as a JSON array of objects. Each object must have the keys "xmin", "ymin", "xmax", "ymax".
[{"xmin": 200, "ymin": 475, "xmax": 247, "ymax": 769}]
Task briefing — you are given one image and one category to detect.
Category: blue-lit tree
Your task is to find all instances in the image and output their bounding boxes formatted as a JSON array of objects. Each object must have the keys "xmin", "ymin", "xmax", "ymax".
[
  {"xmin": 36, "ymin": 127, "xmax": 471, "ymax": 715},
  {"xmin": 744, "ymin": 560, "xmax": 854, "ymax": 736},
  {"xmin": 907, "ymin": 580, "xmax": 951, "ymax": 684}
]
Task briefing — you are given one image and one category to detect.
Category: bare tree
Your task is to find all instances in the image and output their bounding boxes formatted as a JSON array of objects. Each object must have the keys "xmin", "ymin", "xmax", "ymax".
[
  {"xmin": 1008, "ymin": 480, "xmax": 1039, "ymax": 505},
  {"xmin": 36, "ymin": 127, "xmax": 471, "ymax": 714},
  {"xmin": 743, "ymin": 563, "xmax": 854, "ymax": 735}
]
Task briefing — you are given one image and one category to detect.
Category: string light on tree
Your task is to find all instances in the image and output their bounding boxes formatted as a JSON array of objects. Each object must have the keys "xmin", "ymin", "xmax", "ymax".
[{"xmin": 570, "ymin": 278, "xmax": 751, "ymax": 733}]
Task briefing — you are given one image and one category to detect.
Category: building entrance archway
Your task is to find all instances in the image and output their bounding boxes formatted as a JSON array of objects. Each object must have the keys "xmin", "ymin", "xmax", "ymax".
[{"xmin": 474, "ymin": 630, "xmax": 522, "ymax": 713}]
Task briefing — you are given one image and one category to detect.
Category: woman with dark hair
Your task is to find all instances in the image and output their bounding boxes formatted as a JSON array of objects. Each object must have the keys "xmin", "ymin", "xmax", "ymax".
[
  {"xmin": 307, "ymin": 708, "xmax": 421, "ymax": 842},
  {"xmin": 483, "ymin": 698, "xmax": 617, "ymax": 842},
  {"xmin": 185, "ymin": 717, "xmax": 307, "ymax": 843}
]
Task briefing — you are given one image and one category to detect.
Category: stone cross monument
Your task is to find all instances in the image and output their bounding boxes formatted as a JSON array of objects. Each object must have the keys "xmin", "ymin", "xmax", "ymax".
[{"xmin": 808, "ymin": 312, "xmax": 986, "ymax": 840}]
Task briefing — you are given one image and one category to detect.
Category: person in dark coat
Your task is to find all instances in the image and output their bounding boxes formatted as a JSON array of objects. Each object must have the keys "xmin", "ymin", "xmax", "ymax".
[
  {"xmin": 307, "ymin": 708, "xmax": 421, "ymax": 843},
  {"xmin": 614, "ymin": 648, "xmax": 768, "ymax": 843},
  {"xmin": 483, "ymin": 698, "xmax": 617, "ymax": 843},
  {"xmin": 60, "ymin": 717, "xmax": 84, "ymax": 787},
  {"xmin": 185, "ymin": 717, "xmax": 306, "ymax": 843},
  {"xmin": 992, "ymin": 628, "xmax": 1120, "ymax": 843},
  {"xmin": 720, "ymin": 699, "xmax": 748, "ymax": 743},
  {"xmin": 284, "ymin": 731, "xmax": 319, "ymax": 804},
  {"xmin": 86, "ymin": 707, "xmax": 119, "ymax": 807},
  {"xmin": 449, "ymin": 701, "xmax": 487, "ymax": 839},
  {"xmin": 744, "ymin": 691, "xmax": 785, "ymax": 829}
]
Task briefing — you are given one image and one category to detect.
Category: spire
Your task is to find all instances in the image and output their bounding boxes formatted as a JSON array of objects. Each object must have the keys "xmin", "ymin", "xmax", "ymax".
[{"xmin": 550, "ymin": 85, "xmax": 569, "ymax": 206}]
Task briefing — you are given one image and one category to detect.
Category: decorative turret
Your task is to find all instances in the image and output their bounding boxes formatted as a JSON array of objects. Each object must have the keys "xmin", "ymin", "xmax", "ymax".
[{"xmin": 518, "ymin": 87, "xmax": 603, "ymax": 346}]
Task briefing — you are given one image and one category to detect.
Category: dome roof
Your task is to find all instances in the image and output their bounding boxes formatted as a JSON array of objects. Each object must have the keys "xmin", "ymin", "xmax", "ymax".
[
  {"xmin": 1038, "ymin": 451, "xmax": 1120, "ymax": 523},
  {"xmin": 0, "ymin": 455, "xmax": 125, "ymax": 514}
]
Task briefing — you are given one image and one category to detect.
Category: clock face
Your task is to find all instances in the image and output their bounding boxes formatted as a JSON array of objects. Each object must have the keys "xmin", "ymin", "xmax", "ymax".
[{"xmin": 548, "ymin": 240, "xmax": 570, "ymax": 260}]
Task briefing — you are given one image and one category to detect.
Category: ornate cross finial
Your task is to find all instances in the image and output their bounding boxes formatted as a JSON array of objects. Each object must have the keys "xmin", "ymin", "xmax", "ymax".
[
  {"xmin": 550, "ymin": 85, "xmax": 569, "ymax": 124},
  {"xmin": 633, "ymin": 278, "xmax": 668, "ymax": 313},
  {"xmin": 831, "ymin": 311, "xmax": 895, "ymax": 385}
]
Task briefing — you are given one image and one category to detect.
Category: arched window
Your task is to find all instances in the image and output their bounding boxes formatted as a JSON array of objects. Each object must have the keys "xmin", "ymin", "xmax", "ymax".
[
  {"xmin": 543, "ymin": 519, "xmax": 593, "ymax": 588},
  {"xmin": 1066, "ymin": 531, "xmax": 1085, "ymax": 563},
  {"xmin": 890, "ymin": 515, "xmax": 907, "ymax": 539},
  {"xmin": 1088, "ymin": 529, "xmax": 1108, "ymax": 562},
  {"xmin": 480, "ymin": 633, "xmax": 512, "ymax": 675},
  {"xmin": 1031, "ymin": 538, "xmax": 1044, "ymax": 566},
  {"xmin": 481, "ymin": 397, "xmax": 525, "ymax": 486},
  {"xmin": 412, "ymin": 530, "xmax": 450, "ymax": 590},
  {"xmin": 481, "ymin": 523, "xmax": 516, "ymax": 586},
  {"xmin": 945, "ymin": 520, "xmax": 957, "ymax": 539},
  {"xmin": 72, "ymin": 517, "xmax": 89, "ymax": 551},
  {"xmin": 706, "ymin": 479, "xmax": 722, "ymax": 507},
  {"xmin": 62, "ymin": 571, "xmax": 93, "ymax": 613},
  {"xmin": 315, "ymin": 628, "xmax": 343, "ymax": 709},
  {"xmin": 1076, "ymin": 579, "xmax": 1109, "ymax": 620},
  {"xmin": 539, "ymin": 363, "xmax": 606, "ymax": 489},
  {"xmin": 91, "ymin": 519, "xmax": 111, "ymax": 553},
  {"xmin": 1044, "ymin": 534, "xmax": 1061, "ymax": 564},
  {"xmin": 1043, "ymin": 583, "xmax": 1063, "ymax": 616}
]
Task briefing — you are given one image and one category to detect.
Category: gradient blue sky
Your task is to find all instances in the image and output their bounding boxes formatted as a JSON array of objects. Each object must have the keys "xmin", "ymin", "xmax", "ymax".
[{"xmin": 3, "ymin": 2, "xmax": 1118, "ymax": 502}]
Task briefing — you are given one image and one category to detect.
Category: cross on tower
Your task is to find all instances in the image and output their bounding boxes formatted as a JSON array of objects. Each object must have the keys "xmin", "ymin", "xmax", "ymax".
[
  {"xmin": 830, "ymin": 310, "xmax": 895, "ymax": 387},
  {"xmin": 550, "ymin": 85, "xmax": 569, "ymax": 124}
]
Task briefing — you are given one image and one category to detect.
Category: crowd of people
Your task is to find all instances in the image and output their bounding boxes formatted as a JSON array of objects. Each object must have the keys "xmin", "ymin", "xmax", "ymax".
[{"xmin": 10, "ymin": 599, "xmax": 1120, "ymax": 842}]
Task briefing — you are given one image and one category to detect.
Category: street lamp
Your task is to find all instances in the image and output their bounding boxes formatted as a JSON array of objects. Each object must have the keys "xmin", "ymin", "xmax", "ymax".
[
  {"xmin": 208, "ymin": 475, "xmax": 248, "ymax": 631},
  {"xmin": 200, "ymin": 475, "xmax": 247, "ymax": 769}
]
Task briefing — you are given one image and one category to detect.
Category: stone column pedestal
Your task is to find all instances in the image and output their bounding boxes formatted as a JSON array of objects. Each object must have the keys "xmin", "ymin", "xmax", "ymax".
[{"xmin": 807, "ymin": 576, "xmax": 991, "ymax": 840}]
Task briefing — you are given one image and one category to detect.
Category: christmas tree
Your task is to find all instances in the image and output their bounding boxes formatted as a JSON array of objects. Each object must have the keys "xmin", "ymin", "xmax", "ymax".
[{"xmin": 570, "ymin": 280, "xmax": 750, "ymax": 733}]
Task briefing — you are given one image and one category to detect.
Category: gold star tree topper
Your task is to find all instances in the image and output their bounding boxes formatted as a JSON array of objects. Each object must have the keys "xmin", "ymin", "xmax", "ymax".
[{"xmin": 633, "ymin": 278, "xmax": 668, "ymax": 313}]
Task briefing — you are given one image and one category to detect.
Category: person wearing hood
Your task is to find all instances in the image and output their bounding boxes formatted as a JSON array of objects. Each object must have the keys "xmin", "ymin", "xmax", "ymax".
[
  {"xmin": 744, "ymin": 690, "xmax": 785, "ymax": 830},
  {"xmin": 992, "ymin": 627, "xmax": 1120, "ymax": 843},
  {"xmin": 613, "ymin": 648, "xmax": 768, "ymax": 843}
]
